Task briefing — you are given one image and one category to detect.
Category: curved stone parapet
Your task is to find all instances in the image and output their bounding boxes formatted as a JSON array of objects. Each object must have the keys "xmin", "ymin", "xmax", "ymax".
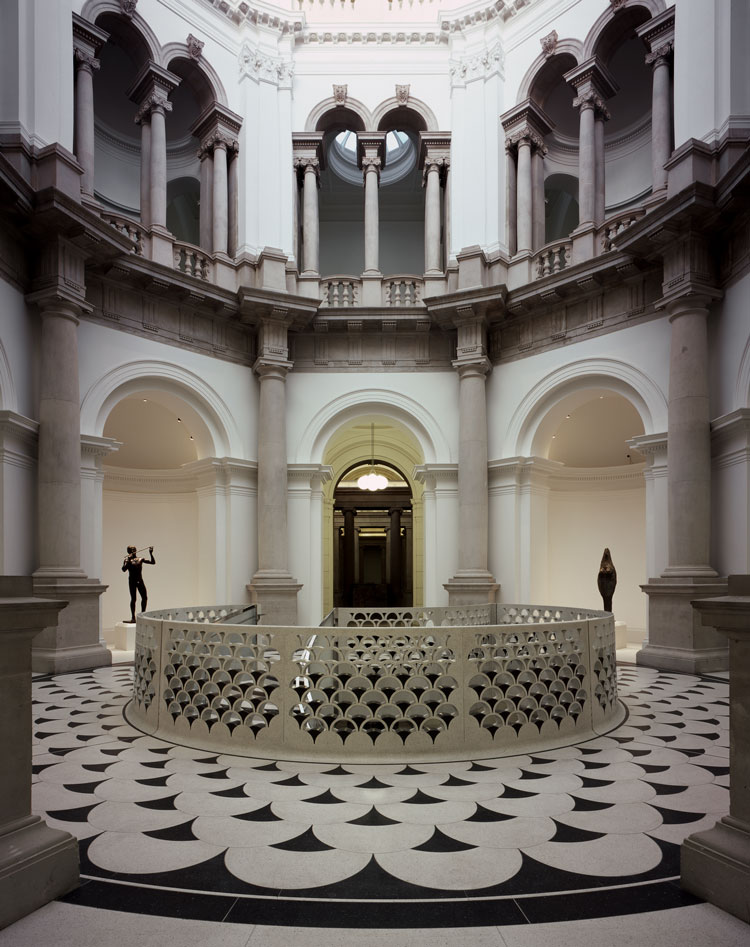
[{"xmin": 126, "ymin": 603, "xmax": 625, "ymax": 762}]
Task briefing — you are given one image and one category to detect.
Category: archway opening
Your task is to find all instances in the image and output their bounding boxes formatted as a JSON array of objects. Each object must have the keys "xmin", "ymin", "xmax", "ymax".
[
  {"xmin": 99, "ymin": 388, "xmax": 212, "ymax": 639},
  {"xmin": 333, "ymin": 459, "xmax": 413, "ymax": 608},
  {"xmin": 545, "ymin": 172, "xmax": 579, "ymax": 242}
]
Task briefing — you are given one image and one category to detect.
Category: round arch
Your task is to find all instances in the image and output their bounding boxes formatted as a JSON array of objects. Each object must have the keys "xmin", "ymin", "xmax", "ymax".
[
  {"xmin": 305, "ymin": 97, "xmax": 373, "ymax": 133},
  {"xmin": 163, "ymin": 45, "xmax": 228, "ymax": 107},
  {"xmin": 515, "ymin": 39, "xmax": 584, "ymax": 105},
  {"xmin": 582, "ymin": 0, "xmax": 665, "ymax": 61},
  {"xmin": 294, "ymin": 388, "xmax": 452, "ymax": 467},
  {"xmin": 505, "ymin": 357, "xmax": 668, "ymax": 458},
  {"xmin": 81, "ymin": 0, "xmax": 161, "ymax": 64},
  {"xmin": 80, "ymin": 360, "xmax": 243, "ymax": 459},
  {"xmin": 372, "ymin": 96, "xmax": 439, "ymax": 133}
]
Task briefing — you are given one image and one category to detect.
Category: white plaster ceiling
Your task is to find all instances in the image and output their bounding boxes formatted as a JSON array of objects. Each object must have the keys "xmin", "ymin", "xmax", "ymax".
[{"xmin": 545, "ymin": 390, "xmax": 645, "ymax": 468}]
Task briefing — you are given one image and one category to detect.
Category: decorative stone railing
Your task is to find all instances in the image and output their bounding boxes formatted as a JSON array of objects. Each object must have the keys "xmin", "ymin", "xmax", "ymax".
[
  {"xmin": 173, "ymin": 241, "xmax": 211, "ymax": 280},
  {"xmin": 600, "ymin": 209, "xmax": 645, "ymax": 252},
  {"xmin": 535, "ymin": 240, "xmax": 571, "ymax": 279},
  {"xmin": 102, "ymin": 213, "xmax": 145, "ymax": 255},
  {"xmin": 321, "ymin": 276, "xmax": 360, "ymax": 307},
  {"xmin": 127, "ymin": 602, "xmax": 623, "ymax": 763},
  {"xmin": 384, "ymin": 276, "xmax": 423, "ymax": 306}
]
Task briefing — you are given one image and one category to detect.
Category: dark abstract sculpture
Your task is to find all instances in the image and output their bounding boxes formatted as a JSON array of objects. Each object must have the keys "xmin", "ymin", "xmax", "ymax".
[
  {"xmin": 597, "ymin": 547, "xmax": 617, "ymax": 612},
  {"xmin": 122, "ymin": 545, "xmax": 156, "ymax": 623}
]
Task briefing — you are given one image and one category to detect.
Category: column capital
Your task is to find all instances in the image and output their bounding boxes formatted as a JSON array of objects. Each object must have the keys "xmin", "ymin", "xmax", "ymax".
[
  {"xmin": 657, "ymin": 230, "xmax": 723, "ymax": 310},
  {"xmin": 292, "ymin": 132, "xmax": 325, "ymax": 184},
  {"xmin": 73, "ymin": 48, "xmax": 100, "ymax": 75},
  {"xmin": 501, "ymin": 99, "xmax": 553, "ymax": 155},
  {"xmin": 191, "ymin": 102, "xmax": 243, "ymax": 155},
  {"xmin": 357, "ymin": 132, "xmax": 387, "ymax": 171},
  {"xmin": 128, "ymin": 62, "xmax": 180, "ymax": 125},
  {"xmin": 253, "ymin": 358, "xmax": 292, "ymax": 380},
  {"xmin": 571, "ymin": 90, "xmax": 611, "ymax": 121},
  {"xmin": 645, "ymin": 42, "xmax": 674, "ymax": 69},
  {"xmin": 419, "ymin": 132, "xmax": 451, "ymax": 184},
  {"xmin": 72, "ymin": 13, "xmax": 108, "ymax": 66},
  {"xmin": 636, "ymin": 7, "xmax": 675, "ymax": 60},
  {"xmin": 564, "ymin": 57, "xmax": 618, "ymax": 103}
]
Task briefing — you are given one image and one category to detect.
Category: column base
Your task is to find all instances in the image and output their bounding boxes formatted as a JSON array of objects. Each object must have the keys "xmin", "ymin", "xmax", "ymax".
[
  {"xmin": 248, "ymin": 570, "xmax": 302, "ymax": 626},
  {"xmin": 31, "ymin": 574, "xmax": 110, "ymax": 673},
  {"xmin": 149, "ymin": 226, "xmax": 176, "ymax": 267},
  {"xmin": 443, "ymin": 570, "xmax": 499, "ymax": 606},
  {"xmin": 681, "ymin": 816, "xmax": 750, "ymax": 924},
  {"xmin": 638, "ymin": 575, "xmax": 729, "ymax": 673},
  {"xmin": 297, "ymin": 273, "xmax": 321, "ymax": 299},
  {"xmin": 0, "ymin": 815, "xmax": 79, "ymax": 930},
  {"xmin": 570, "ymin": 222, "xmax": 597, "ymax": 265},
  {"xmin": 360, "ymin": 272, "xmax": 383, "ymax": 306}
]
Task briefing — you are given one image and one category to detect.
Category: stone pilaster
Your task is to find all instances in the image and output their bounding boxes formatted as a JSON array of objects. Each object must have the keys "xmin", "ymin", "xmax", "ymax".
[
  {"xmin": 419, "ymin": 133, "xmax": 451, "ymax": 278},
  {"xmin": 639, "ymin": 234, "xmax": 728, "ymax": 673},
  {"xmin": 564, "ymin": 59, "xmax": 617, "ymax": 260},
  {"xmin": 444, "ymin": 307, "xmax": 499, "ymax": 605},
  {"xmin": 72, "ymin": 14, "xmax": 108, "ymax": 202},
  {"xmin": 501, "ymin": 100, "xmax": 553, "ymax": 256},
  {"xmin": 191, "ymin": 104, "xmax": 243, "ymax": 257},
  {"xmin": 247, "ymin": 310, "xmax": 301, "ymax": 625},
  {"xmin": 681, "ymin": 575, "xmax": 750, "ymax": 923},
  {"xmin": 0, "ymin": 578, "xmax": 78, "ymax": 929},
  {"xmin": 292, "ymin": 132, "xmax": 325, "ymax": 282},
  {"xmin": 26, "ymin": 237, "xmax": 110, "ymax": 673},
  {"xmin": 637, "ymin": 8, "xmax": 675, "ymax": 205},
  {"xmin": 358, "ymin": 132, "xmax": 386, "ymax": 300},
  {"xmin": 129, "ymin": 62, "xmax": 180, "ymax": 263}
]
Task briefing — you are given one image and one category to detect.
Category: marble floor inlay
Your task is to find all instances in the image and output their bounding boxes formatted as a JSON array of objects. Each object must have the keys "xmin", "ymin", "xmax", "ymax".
[{"xmin": 29, "ymin": 665, "xmax": 730, "ymax": 928}]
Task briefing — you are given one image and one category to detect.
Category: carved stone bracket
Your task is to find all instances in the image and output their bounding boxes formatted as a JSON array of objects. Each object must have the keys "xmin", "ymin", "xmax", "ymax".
[
  {"xmin": 395, "ymin": 84, "xmax": 410, "ymax": 105},
  {"xmin": 120, "ymin": 0, "xmax": 137, "ymax": 17},
  {"xmin": 540, "ymin": 30, "xmax": 558, "ymax": 58},
  {"xmin": 333, "ymin": 84, "xmax": 348, "ymax": 105},
  {"xmin": 186, "ymin": 34, "xmax": 204, "ymax": 60}
]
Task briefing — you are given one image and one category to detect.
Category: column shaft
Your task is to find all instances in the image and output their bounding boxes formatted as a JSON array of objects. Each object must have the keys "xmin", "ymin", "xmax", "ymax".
[
  {"xmin": 389, "ymin": 508, "xmax": 402, "ymax": 602},
  {"xmin": 364, "ymin": 164, "xmax": 380, "ymax": 274},
  {"xmin": 424, "ymin": 164, "xmax": 442, "ymax": 274},
  {"xmin": 74, "ymin": 63, "xmax": 96, "ymax": 196},
  {"xmin": 651, "ymin": 58, "xmax": 672, "ymax": 193},
  {"xmin": 37, "ymin": 307, "xmax": 84, "ymax": 573},
  {"xmin": 595, "ymin": 112, "xmax": 606, "ymax": 225},
  {"xmin": 516, "ymin": 139, "xmax": 533, "ymax": 253},
  {"xmin": 199, "ymin": 150, "xmax": 213, "ymax": 251},
  {"xmin": 457, "ymin": 366, "xmax": 489, "ymax": 573},
  {"xmin": 532, "ymin": 147, "xmax": 545, "ymax": 250},
  {"xmin": 506, "ymin": 149, "xmax": 517, "ymax": 256},
  {"xmin": 578, "ymin": 103, "xmax": 596, "ymax": 226},
  {"xmin": 212, "ymin": 142, "xmax": 228, "ymax": 255},
  {"xmin": 228, "ymin": 149, "xmax": 238, "ymax": 258},
  {"xmin": 302, "ymin": 164, "xmax": 320, "ymax": 275},
  {"xmin": 666, "ymin": 305, "xmax": 712, "ymax": 572},
  {"xmin": 139, "ymin": 119, "xmax": 151, "ymax": 228},
  {"xmin": 149, "ymin": 107, "xmax": 167, "ymax": 229},
  {"xmin": 343, "ymin": 509, "xmax": 355, "ymax": 599},
  {"xmin": 256, "ymin": 369, "xmax": 289, "ymax": 574}
]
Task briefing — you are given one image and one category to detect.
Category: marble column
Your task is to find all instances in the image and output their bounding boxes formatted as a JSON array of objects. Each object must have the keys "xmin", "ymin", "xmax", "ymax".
[
  {"xmin": 423, "ymin": 161, "xmax": 442, "ymax": 275},
  {"xmin": 516, "ymin": 137, "xmax": 533, "ymax": 253},
  {"xmin": 344, "ymin": 508, "xmax": 355, "ymax": 602},
  {"xmin": 138, "ymin": 118, "xmax": 152, "ymax": 228},
  {"xmin": 682, "ymin": 574, "xmax": 750, "ymax": 923},
  {"xmin": 198, "ymin": 143, "xmax": 213, "ymax": 251},
  {"xmin": 532, "ymin": 143, "xmax": 546, "ymax": 250},
  {"xmin": 444, "ymin": 313, "xmax": 499, "ymax": 605},
  {"xmin": 594, "ymin": 107, "xmax": 607, "ymax": 226},
  {"xmin": 0, "ymin": 577, "xmax": 78, "ymax": 929},
  {"xmin": 228, "ymin": 145, "xmax": 239, "ymax": 258},
  {"xmin": 505, "ymin": 144, "xmax": 517, "ymax": 256},
  {"xmin": 640, "ymin": 261, "xmax": 727, "ymax": 673},
  {"xmin": 300, "ymin": 159, "xmax": 320, "ymax": 276},
  {"xmin": 647, "ymin": 43, "xmax": 674, "ymax": 196},
  {"xmin": 212, "ymin": 139, "xmax": 229, "ymax": 255},
  {"xmin": 28, "ymin": 283, "xmax": 109, "ymax": 673},
  {"xmin": 575, "ymin": 96, "xmax": 597, "ymax": 227},
  {"xmin": 72, "ymin": 14, "xmax": 108, "ymax": 201},
  {"xmin": 248, "ymin": 317, "xmax": 301, "ymax": 625},
  {"xmin": 362, "ymin": 157, "xmax": 381, "ymax": 275},
  {"xmin": 149, "ymin": 102, "xmax": 169, "ymax": 229}
]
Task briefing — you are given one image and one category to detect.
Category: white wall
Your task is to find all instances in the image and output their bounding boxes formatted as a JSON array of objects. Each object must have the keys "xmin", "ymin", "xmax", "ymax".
[{"xmin": 547, "ymin": 480, "xmax": 647, "ymax": 638}]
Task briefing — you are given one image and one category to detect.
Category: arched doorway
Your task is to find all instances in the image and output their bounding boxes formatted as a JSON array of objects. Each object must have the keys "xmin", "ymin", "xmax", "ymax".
[{"xmin": 333, "ymin": 457, "xmax": 413, "ymax": 608}]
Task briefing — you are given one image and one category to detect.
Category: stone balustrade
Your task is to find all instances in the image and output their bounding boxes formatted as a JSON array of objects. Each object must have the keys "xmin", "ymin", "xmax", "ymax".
[
  {"xmin": 384, "ymin": 276, "xmax": 423, "ymax": 306},
  {"xmin": 173, "ymin": 241, "xmax": 211, "ymax": 280},
  {"xmin": 103, "ymin": 213, "xmax": 145, "ymax": 255},
  {"xmin": 320, "ymin": 277, "xmax": 360, "ymax": 307},
  {"xmin": 600, "ymin": 209, "xmax": 645, "ymax": 252},
  {"xmin": 127, "ymin": 602, "xmax": 622, "ymax": 763},
  {"xmin": 534, "ymin": 241, "xmax": 571, "ymax": 279}
]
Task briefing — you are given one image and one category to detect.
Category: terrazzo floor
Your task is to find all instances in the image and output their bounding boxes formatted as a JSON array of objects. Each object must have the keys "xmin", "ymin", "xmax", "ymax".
[{"xmin": 3, "ymin": 662, "xmax": 748, "ymax": 946}]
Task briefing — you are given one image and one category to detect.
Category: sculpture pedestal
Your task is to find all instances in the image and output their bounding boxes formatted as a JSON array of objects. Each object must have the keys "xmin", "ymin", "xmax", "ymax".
[
  {"xmin": 113, "ymin": 620, "xmax": 136, "ymax": 651},
  {"xmin": 31, "ymin": 573, "xmax": 110, "ymax": 673},
  {"xmin": 0, "ymin": 577, "xmax": 79, "ymax": 929},
  {"xmin": 443, "ymin": 570, "xmax": 499, "ymax": 606},
  {"xmin": 681, "ymin": 575, "xmax": 750, "ymax": 923},
  {"xmin": 248, "ymin": 570, "xmax": 302, "ymax": 626}
]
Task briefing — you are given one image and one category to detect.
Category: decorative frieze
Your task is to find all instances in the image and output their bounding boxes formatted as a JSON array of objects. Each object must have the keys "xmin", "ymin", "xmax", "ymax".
[
  {"xmin": 449, "ymin": 40, "xmax": 504, "ymax": 87},
  {"xmin": 239, "ymin": 42, "xmax": 294, "ymax": 88}
]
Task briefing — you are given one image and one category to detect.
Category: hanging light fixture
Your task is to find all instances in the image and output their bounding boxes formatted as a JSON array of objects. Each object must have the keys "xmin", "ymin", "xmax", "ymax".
[{"xmin": 357, "ymin": 423, "xmax": 388, "ymax": 491}]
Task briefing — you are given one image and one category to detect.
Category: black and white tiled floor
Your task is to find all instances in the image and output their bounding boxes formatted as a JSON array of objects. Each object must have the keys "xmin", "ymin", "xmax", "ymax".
[{"xmin": 6, "ymin": 663, "xmax": 748, "ymax": 946}]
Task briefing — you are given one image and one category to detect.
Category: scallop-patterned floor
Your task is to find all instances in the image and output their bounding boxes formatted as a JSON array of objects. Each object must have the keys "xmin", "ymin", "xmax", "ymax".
[{"xmin": 30, "ymin": 665, "xmax": 729, "ymax": 928}]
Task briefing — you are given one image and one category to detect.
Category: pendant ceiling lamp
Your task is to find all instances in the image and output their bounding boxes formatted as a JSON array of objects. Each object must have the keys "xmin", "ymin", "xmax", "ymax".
[{"xmin": 357, "ymin": 423, "xmax": 388, "ymax": 491}]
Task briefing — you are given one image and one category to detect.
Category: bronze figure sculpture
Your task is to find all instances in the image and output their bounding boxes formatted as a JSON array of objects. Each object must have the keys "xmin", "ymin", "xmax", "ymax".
[
  {"xmin": 122, "ymin": 544, "xmax": 156, "ymax": 623},
  {"xmin": 597, "ymin": 547, "xmax": 617, "ymax": 612}
]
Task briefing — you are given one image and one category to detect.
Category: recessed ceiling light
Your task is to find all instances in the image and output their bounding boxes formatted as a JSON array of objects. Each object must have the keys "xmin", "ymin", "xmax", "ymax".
[
  {"xmin": 565, "ymin": 414, "xmax": 571, "ymax": 419},
  {"xmin": 177, "ymin": 417, "xmax": 182, "ymax": 422}
]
